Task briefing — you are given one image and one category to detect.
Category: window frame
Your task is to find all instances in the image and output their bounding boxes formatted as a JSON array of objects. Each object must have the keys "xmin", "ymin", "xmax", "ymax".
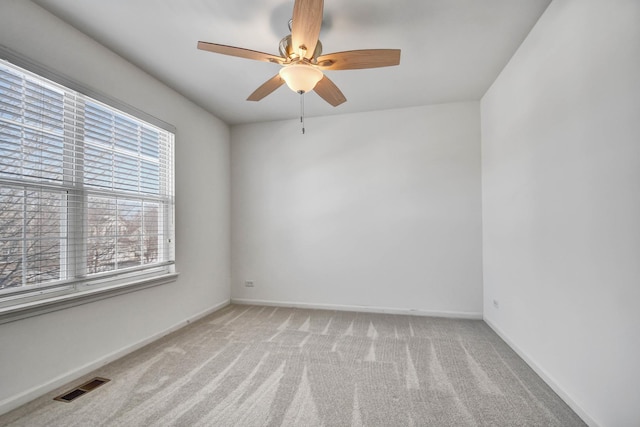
[{"xmin": 0, "ymin": 47, "xmax": 178, "ymax": 325}]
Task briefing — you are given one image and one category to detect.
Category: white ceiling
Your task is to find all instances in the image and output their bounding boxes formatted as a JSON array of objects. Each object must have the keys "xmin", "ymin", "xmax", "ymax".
[{"xmin": 32, "ymin": 0, "xmax": 551, "ymax": 126}]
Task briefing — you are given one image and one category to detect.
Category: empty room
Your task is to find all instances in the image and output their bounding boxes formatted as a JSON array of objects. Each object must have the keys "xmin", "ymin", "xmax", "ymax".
[{"xmin": 0, "ymin": 0, "xmax": 638, "ymax": 426}]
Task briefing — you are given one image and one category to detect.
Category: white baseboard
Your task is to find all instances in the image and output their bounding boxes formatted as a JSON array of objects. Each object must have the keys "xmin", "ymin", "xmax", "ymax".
[
  {"xmin": 483, "ymin": 318, "xmax": 600, "ymax": 427},
  {"xmin": 231, "ymin": 298, "xmax": 483, "ymax": 320},
  {"xmin": 0, "ymin": 299, "xmax": 230, "ymax": 416}
]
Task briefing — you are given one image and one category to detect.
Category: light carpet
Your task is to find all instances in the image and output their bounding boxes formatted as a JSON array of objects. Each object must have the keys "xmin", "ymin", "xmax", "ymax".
[{"xmin": 0, "ymin": 304, "xmax": 586, "ymax": 426}]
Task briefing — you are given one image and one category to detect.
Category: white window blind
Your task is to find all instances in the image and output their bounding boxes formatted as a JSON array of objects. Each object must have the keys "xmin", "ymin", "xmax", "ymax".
[{"xmin": 0, "ymin": 59, "xmax": 175, "ymax": 310}]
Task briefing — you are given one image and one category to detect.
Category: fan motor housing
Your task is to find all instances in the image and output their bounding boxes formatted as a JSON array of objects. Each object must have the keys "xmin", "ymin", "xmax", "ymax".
[{"xmin": 279, "ymin": 35, "xmax": 323, "ymax": 62}]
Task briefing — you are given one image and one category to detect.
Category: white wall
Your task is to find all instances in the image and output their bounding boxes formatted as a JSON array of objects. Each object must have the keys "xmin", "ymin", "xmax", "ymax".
[
  {"xmin": 0, "ymin": 0, "xmax": 230, "ymax": 414},
  {"xmin": 481, "ymin": 0, "xmax": 640, "ymax": 426},
  {"xmin": 231, "ymin": 102, "xmax": 483, "ymax": 317}
]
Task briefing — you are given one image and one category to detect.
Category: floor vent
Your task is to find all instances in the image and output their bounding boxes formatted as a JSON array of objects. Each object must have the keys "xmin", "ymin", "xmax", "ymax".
[{"xmin": 54, "ymin": 377, "xmax": 110, "ymax": 403}]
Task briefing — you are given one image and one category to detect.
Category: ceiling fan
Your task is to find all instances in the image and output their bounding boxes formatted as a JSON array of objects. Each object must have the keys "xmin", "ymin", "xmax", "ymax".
[{"xmin": 197, "ymin": 0, "xmax": 401, "ymax": 107}]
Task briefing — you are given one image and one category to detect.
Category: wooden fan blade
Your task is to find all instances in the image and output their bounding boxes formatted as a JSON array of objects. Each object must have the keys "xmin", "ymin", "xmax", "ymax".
[
  {"xmin": 197, "ymin": 41, "xmax": 283, "ymax": 64},
  {"xmin": 316, "ymin": 49, "xmax": 401, "ymax": 70},
  {"xmin": 247, "ymin": 74, "xmax": 285, "ymax": 101},
  {"xmin": 313, "ymin": 75, "xmax": 346, "ymax": 107},
  {"xmin": 291, "ymin": 0, "xmax": 324, "ymax": 59}
]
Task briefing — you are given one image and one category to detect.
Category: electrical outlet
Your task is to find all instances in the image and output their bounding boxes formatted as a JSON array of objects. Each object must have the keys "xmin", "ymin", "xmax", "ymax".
[
  {"xmin": 493, "ymin": 299, "xmax": 499, "ymax": 309},
  {"xmin": 244, "ymin": 280, "xmax": 254, "ymax": 287}
]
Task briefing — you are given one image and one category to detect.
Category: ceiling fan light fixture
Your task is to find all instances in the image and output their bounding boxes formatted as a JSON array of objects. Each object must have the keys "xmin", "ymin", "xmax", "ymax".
[
  {"xmin": 279, "ymin": 63, "xmax": 323, "ymax": 94},
  {"xmin": 198, "ymin": 0, "xmax": 400, "ymax": 108}
]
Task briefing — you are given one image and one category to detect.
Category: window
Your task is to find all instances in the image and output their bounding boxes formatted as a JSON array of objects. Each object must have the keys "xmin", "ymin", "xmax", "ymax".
[{"xmin": 0, "ymin": 59, "xmax": 175, "ymax": 317}]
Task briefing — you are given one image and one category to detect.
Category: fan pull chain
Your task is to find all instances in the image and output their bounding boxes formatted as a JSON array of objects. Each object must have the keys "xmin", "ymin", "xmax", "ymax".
[{"xmin": 299, "ymin": 90, "xmax": 305, "ymax": 134}]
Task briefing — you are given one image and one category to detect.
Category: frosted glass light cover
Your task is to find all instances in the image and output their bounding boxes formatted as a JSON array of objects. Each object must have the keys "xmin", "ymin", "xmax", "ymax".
[{"xmin": 279, "ymin": 64, "xmax": 323, "ymax": 93}]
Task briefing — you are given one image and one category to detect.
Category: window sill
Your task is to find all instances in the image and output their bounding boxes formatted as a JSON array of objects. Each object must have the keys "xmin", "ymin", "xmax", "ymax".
[{"xmin": 0, "ymin": 272, "xmax": 179, "ymax": 325}]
